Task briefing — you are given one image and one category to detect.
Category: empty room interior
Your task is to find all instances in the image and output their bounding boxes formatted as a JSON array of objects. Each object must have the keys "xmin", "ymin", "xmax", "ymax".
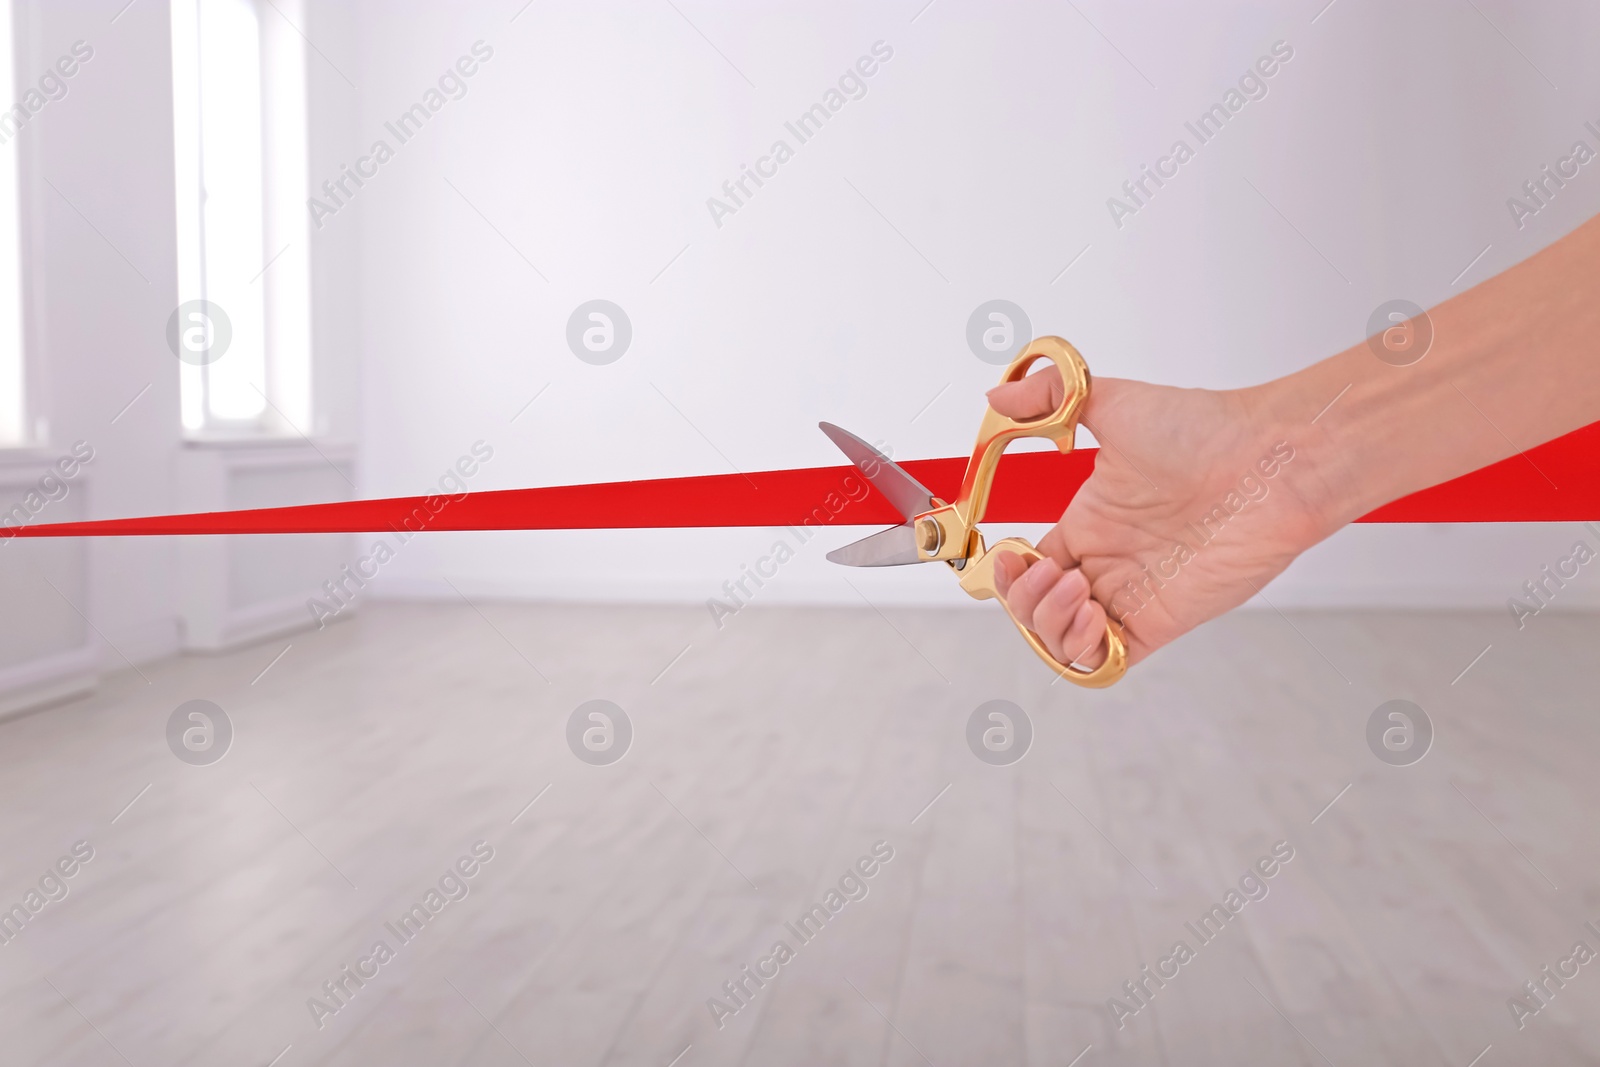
[{"xmin": 1, "ymin": 1, "xmax": 1599, "ymax": 1065}]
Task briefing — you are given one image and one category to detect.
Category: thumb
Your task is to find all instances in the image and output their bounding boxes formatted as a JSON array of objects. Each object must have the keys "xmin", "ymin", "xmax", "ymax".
[{"xmin": 985, "ymin": 365, "xmax": 1063, "ymax": 420}]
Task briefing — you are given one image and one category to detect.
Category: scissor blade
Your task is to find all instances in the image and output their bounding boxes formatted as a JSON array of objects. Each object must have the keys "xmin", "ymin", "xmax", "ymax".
[
  {"xmin": 826, "ymin": 522, "xmax": 926, "ymax": 567},
  {"xmin": 818, "ymin": 422, "xmax": 935, "ymax": 522}
]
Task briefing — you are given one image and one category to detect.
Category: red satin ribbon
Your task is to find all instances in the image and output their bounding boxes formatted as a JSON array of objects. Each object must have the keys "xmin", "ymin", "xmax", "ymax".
[{"xmin": 7, "ymin": 420, "xmax": 1600, "ymax": 538}]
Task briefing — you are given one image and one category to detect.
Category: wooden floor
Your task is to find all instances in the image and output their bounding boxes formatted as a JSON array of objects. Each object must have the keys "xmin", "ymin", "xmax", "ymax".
[{"xmin": 1, "ymin": 600, "xmax": 1598, "ymax": 1066}]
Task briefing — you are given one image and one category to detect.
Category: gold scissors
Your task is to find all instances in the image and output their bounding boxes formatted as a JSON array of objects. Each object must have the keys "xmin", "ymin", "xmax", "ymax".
[{"xmin": 821, "ymin": 335, "xmax": 1128, "ymax": 687}]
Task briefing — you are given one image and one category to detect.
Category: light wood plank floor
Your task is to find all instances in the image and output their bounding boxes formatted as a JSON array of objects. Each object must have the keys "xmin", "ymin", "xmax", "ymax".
[{"xmin": 1, "ymin": 601, "xmax": 1598, "ymax": 1066}]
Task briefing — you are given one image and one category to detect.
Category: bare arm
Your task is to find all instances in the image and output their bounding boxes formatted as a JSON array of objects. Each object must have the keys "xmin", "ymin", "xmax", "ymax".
[
  {"xmin": 988, "ymin": 214, "xmax": 1600, "ymax": 670},
  {"xmin": 1267, "ymin": 213, "xmax": 1600, "ymax": 529}
]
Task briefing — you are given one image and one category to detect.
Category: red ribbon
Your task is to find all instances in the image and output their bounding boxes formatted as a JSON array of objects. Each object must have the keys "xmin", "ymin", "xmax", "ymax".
[{"xmin": 7, "ymin": 420, "xmax": 1599, "ymax": 539}]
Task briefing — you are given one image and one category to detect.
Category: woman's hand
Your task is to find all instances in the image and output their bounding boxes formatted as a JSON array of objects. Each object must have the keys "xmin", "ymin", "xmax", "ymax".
[
  {"xmin": 988, "ymin": 216, "xmax": 1600, "ymax": 671},
  {"xmin": 987, "ymin": 367, "xmax": 1335, "ymax": 669}
]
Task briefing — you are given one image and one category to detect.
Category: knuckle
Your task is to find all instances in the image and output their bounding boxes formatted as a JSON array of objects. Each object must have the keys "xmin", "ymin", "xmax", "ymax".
[{"xmin": 1034, "ymin": 598, "xmax": 1070, "ymax": 643}]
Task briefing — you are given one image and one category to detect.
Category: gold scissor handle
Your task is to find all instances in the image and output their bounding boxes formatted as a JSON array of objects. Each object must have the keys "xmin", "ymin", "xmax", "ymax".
[
  {"xmin": 912, "ymin": 336, "xmax": 1128, "ymax": 687},
  {"xmin": 914, "ymin": 337, "xmax": 1092, "ymax": 557},
  {"xmin": 958, "ymin": 536, "xmax": 1129, "ymax": 687},
  {"xmin": 957, "ymin": 336, "xmax": 1092, "ymax": 530}
]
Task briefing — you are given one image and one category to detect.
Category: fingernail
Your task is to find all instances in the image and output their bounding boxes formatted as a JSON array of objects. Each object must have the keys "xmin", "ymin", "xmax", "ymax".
[
  {"xmin": 994, "ymin": 553, "xmax": 1015, "ymax": 594},
  {"xmin": 1023, "ymin": 561, "xmax": 1057, "ymax": 594}
]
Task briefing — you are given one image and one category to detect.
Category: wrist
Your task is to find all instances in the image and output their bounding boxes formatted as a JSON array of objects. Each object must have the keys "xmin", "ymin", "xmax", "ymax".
[{"xmin": 1236, "ymin": 359, "xmax": 1376, "ymax": 542}]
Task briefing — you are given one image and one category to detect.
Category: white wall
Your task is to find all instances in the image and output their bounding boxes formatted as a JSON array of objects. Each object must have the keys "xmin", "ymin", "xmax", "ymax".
[
  {"xmin": 4, "ymin": 0, "xmax": 1595, "ymax": 697},
  {"xmin": 322, "ymin": 0, "xmax": 1600, "ymax": 615},
  {"xmin": 5, "ymin": 0, "xmax": 185, "ymax": 684},
  {"xmin": 0, "ymin": 0, "xmax": 364, "ymax": 711}
]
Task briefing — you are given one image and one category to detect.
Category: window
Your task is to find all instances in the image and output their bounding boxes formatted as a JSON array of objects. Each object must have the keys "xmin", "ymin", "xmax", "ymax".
[
  {"xmin": 0, "ymin": 0, "xmax": 27, "ymax": 446},
  {"xmin": 170, "ymin": 0, "xmax": 312, "ymax": 436}
]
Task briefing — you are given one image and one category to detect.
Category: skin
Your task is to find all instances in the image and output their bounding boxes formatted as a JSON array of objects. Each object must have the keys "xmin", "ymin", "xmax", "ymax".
[{"xmin": 991, "ymin": 213, "xmax": 1600, "ymax": 669}]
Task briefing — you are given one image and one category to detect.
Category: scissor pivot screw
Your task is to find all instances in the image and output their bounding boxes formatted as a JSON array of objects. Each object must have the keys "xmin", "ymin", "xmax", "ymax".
[{"xmin": 915, "ymin": 517, "xmax": 943, "ymax": 554}]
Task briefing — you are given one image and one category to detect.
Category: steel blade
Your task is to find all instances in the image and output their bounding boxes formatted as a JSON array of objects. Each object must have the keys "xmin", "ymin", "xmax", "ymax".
[
  {"xmin": 818, "ymin": 422, "xmax": 935, "ymax": 522},
  {"xmin": 825, "ymin": 521, "xmax": 926, "ymax": 567}
]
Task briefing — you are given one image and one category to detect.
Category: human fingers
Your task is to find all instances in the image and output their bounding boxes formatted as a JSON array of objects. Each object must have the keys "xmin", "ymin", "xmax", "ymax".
[
  {"xmin": 993, "ymin": 549, "xmax": 1031, "ymax": 598},
  {"xmin": 1059, "ymin": 595, "xmax": 1110, "ymax": 669},
  {"xmin": 996, "ymin": 555, "xmax": 1063, "ymax": 635},
  {"xmin": 1036, "ymin": 521, "xmax": 1078, "ymax": 569},
  {"xmin": 985, "ymin": 364, "xmax": 1063, "ymax": 420},
  {"xmin": 1026, "ymin": 566, "xmax": 1107, "ymax": 668}
]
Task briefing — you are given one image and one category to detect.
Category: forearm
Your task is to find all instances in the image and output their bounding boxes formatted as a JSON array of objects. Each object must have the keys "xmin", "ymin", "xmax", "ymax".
[{"xmin": 1250, "ymin": 214, "xmax": 1600, "ymax": 531}]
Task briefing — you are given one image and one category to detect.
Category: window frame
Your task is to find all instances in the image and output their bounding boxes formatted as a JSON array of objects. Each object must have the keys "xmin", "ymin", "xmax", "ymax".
[
  {"xmin": 170, "ymin": 0, "xmax": 313, "ymax": 441},
  {"xmin": 0, "ymin": 0, "xmax": 42, "ymax": 449}
]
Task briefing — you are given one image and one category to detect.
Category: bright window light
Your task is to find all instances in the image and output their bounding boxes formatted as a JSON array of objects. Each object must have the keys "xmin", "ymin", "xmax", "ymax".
[
  {"xmin": 172, "ymin": 0, "xmax": 312, "ymax": 437},
  {"xmin": 0, "ymin": 0, "xmax": 27, "ymax": 446}
]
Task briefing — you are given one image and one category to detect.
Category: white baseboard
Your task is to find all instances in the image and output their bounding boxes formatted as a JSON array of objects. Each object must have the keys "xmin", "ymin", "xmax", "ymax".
[
  {"xmin": 0, "ymin": 643, "xmax": 98, "ymax": 721},
  {"xmin": 103, "ymin": 614, "xmax": 184, "ymax": 665},
  {"xmin": 183, "ymin": 593, "xmax": 325, "ymax": 652}
]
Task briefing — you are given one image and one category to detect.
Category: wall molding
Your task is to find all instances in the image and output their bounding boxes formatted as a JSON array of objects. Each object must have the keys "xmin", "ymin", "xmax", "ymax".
[
  {"xmin": 178, "ymin": 438, "xmax": 356, "ymax": 651},
  {"xmin": 0, "ymin": 453, "xmax": 96, "ymax": 715},
  {"xmin": 0, "ymin": 642, "xmax": 97, "ymax": 721}
]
